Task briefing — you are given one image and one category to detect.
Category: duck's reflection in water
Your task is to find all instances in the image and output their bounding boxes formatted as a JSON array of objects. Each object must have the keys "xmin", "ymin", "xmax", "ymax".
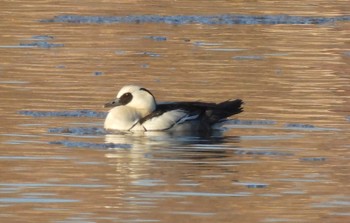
[
  {"xmin": 104, "ymin": 129, "xmax": 241, "ymax": 161},
  {"xmin": 103, "ymin": 130, "xmax": 242, "ymax": 214}
]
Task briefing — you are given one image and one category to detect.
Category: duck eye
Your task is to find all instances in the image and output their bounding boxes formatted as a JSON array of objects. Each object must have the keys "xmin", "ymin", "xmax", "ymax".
[{"xmin": 119, "ymin": 92, "xmax": 133, "ymax": 105}]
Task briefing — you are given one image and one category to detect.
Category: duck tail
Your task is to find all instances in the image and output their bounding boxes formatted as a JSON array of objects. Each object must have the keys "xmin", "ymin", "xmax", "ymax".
[{"xmin": 208, "ymin": 99, "xmax": 244, "ymax": 123}]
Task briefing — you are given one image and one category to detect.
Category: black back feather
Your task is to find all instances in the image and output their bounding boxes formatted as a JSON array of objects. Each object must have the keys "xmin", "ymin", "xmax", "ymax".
[{"xmin": 140, "ymin": 99, "xmax": 243, "ymax": 125}]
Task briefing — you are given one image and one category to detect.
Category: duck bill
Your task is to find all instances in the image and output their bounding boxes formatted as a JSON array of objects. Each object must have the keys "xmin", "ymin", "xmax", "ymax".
[{"xmin": 104, "ymin": 98, "xmax": 121, "ymax": 108}]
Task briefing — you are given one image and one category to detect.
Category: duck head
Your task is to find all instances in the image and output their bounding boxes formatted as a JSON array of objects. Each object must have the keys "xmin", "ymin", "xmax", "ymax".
[{"xmin": 104, "ymin": 85, "xmax": 156, "ymax": 117}]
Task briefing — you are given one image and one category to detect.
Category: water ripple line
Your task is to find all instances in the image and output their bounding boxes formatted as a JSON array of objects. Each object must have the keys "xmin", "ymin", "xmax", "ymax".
[{"xmin": 41, "ymin": 14, "xmax": 350, "ymax": 25}]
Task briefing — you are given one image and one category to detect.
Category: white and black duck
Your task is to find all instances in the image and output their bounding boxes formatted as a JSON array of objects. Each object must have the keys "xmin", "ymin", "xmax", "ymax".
[{"xmin": 104, "ymin": 85, "xmax": 243, "ymax": 132}]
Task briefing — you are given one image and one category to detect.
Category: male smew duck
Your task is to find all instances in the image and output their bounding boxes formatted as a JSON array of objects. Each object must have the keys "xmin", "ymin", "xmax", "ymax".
[{"xmin": 104, "ymin": 85, "xmax": 243, "ymax": 132}]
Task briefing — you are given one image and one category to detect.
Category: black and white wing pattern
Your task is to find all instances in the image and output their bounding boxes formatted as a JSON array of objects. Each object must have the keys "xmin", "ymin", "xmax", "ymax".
[
  {"xmin": 140, "ymin": 102, "xmax": 205, "ymax": 131},
  {"xmin": 140, "ymin": 100, "xmax": 243, "ymax": 131}
]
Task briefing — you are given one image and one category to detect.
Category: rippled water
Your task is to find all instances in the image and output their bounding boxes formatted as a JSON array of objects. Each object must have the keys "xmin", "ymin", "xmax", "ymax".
[{"xmin": 1, "ymin": 0, "xmax": 350, "ymax": 222}]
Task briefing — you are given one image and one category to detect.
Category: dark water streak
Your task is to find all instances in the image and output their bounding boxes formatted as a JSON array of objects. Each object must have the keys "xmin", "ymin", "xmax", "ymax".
[{"xmin": 42, "ymin": 14, "xmax": 350, "ymax": 25}]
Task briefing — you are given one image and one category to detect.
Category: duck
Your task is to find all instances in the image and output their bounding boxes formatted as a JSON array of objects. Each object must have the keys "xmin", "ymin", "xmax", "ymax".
[{"xmin": 103, "ymin": 85, "xmax": 243, "ymax": 132}]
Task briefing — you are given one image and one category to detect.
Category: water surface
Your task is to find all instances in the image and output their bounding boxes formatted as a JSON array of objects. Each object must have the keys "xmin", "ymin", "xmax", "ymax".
[{"xmin": 1, "ymin": 0, "xmax": 350, "ymax": 222}]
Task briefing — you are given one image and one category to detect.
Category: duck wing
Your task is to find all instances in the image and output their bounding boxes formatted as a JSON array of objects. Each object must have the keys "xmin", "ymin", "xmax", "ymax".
[
  {"xmin": 140, "ymin": 102, "xmax": 204, "ymax": 131},
  {"xmin": 140, "ymin": 100, "xmax": 243, "ymax": 131}
]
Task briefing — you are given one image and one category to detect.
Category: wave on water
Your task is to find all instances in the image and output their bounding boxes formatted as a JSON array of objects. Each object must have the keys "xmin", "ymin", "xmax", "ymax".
[
  {"xmin": 19, "ymin": 110, "xmax": 107, "ymax": 118},
  {"xmin": 50, "ymin": 140, "xmax": 131, "ymax": 150}
]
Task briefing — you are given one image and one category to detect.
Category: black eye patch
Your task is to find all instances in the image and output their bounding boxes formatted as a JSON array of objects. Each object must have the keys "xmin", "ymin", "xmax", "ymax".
[{"xmin": 119, "ymin": 92, "xmax": 133, "ymax": 105}]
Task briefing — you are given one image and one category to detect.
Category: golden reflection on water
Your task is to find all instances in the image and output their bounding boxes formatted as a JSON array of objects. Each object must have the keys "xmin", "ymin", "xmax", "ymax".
[{"xmin": 1, "ymin": 1, "xmax": 350, "ymax": 223}]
